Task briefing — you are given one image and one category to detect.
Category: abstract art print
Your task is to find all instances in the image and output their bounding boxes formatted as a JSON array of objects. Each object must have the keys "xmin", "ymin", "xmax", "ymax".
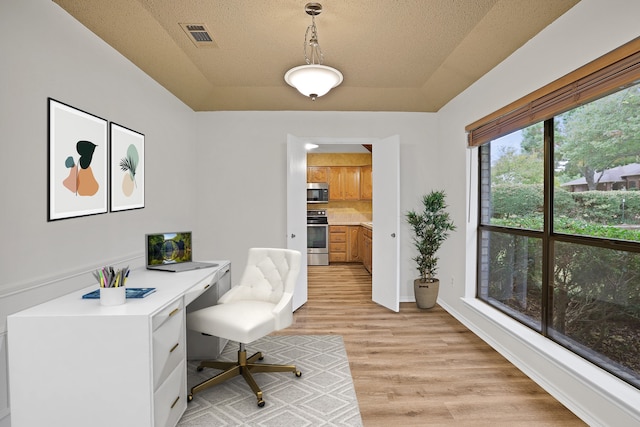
[
  {"xmin": 110, "ymin": 122, "xmax": 144, "ymax": 212},
  {"xmin": 48, "ymin": 98, "xmax": 108, "ymax": 221}
]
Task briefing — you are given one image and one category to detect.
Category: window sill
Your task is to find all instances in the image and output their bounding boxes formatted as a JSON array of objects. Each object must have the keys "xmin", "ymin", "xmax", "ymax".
[{"xmin": 458, "ymin": 297, "xmax": 640, "ymax": 424}]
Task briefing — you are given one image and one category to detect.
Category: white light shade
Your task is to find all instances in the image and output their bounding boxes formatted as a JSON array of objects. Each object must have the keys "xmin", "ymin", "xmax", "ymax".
[{"xmin": 284, "ymin": 64, "xmax": 343, "ymax": 99}]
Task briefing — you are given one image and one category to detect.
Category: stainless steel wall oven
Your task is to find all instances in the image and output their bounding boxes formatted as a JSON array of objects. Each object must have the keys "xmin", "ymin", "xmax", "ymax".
[{"xmin": 307, "ymin": 209, "xmax": 329, "ymax": 266}]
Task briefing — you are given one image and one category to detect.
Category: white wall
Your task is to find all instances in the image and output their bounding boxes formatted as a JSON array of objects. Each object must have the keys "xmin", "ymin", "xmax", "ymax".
[
  {"xmin": 437, "ymin": 0, "xmax": 640, "ymax": 425},
  {"xmin": 0, "ymin": 1, "xmax": 198, "ymax": 424},
  {"xmin": 3, "ymin": 0, "xmax": 640, "ymax": 425},
  {"xmin": 0, "ymin": 0, "xmax": 199, "ymax": 296},
  {"xmin": 193, "ymin": 111, "xmax": 438, "ymax": 296}
]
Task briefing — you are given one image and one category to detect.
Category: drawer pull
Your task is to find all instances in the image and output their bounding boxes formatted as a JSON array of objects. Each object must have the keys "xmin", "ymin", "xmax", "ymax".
[
  {"xmin": 168, "ymin": 308, "xmax": 179, "ymax": 317},
  {"xmin": 170, "ymin": 396, "xmax": 180, "ymax": 409},
  {"xmin": 204, "ymin": 284, "xmax": 210, "ymax": 290},
  {"xmin": 169, "ymin": 342, "xmax": 179, "ymax": 353}
]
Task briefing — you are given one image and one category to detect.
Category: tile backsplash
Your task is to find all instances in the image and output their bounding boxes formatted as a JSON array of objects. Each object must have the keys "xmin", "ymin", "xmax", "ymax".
[{"xmin": 326, "ymin": 204, "xmax": 372, "ymax": 224}]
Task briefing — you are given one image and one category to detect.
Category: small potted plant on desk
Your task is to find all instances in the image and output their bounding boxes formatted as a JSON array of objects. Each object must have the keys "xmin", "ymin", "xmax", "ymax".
[{"xmin": 406, "ymin": 190, "xmax": 456, "ymax": 309}]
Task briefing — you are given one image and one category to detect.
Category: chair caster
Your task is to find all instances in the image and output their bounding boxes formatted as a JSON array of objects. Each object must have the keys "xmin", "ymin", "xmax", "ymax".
[
  {"xmin": 295, "ymin": 371, "xmax": 302, "ymax": 377},
  {"xmin": 257, "ymin": 399, "xmax": 265, "ymax": 407}
]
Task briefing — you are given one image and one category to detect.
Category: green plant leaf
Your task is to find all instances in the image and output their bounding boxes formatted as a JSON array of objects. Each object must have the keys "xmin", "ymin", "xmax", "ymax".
[
  {"xmin": 120, "ymin": 144, "xmax": 139, "ymax": 180},
  {"xmin": 406, "ymin": 190, "xmax": 456, "ymax": 280}
]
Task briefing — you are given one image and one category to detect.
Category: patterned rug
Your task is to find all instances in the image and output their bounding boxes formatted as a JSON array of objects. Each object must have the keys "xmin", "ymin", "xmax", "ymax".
[{"xmin": 178, "ymin": 335, "xmax": 363, "ymax": 427}]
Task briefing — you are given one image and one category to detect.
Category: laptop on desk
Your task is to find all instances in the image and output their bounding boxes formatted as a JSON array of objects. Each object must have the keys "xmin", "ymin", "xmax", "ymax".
[{"xmin": 145, "ymin": 231, "xmax": 218, "ymax": 272}]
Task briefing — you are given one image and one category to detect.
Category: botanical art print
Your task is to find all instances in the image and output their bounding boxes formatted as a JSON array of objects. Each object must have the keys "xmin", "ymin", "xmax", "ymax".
[
  {"xmin": 110, "ymin": 123, "xmax": 145, "ymax": 211},
  {"xmin": 48, "ymin": 98, "xmax": 108, "ymax": 221}
]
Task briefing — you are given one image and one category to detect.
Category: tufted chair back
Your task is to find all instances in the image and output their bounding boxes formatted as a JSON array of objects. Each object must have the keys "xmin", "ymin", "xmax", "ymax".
[{"xmin": 217, "ymin": 248, "xmax": 301, "ymax": 329}]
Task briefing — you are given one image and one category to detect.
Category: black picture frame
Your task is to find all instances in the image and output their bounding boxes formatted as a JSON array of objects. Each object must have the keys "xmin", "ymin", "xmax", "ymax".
[
  {"xmin": 110, "ymin": 122, "xmax": 145, "ymax": 212},
  {"xmin": 48, "ymin": 98, "xmax": 108, "ymax": 221}
]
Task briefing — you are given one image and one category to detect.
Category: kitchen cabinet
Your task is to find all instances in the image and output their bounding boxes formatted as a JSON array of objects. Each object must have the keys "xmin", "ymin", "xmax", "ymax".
[
  {"xmin": 349, "ymin": 226, "xmax": 360, "ymax": 261},
  {"xmin": 360, "ymin": 165, "xmax": 372, "ymax": 200},
  {"xmin": 329, "ymin": 225, "xmax": 361, "ymax": 263},
  {"xmin": 329, "ymin": 225, "xmax": 347, "ymax": 262},
  {"xmin": 362, "ymin": 226, "xmax": 373, "ymax": 274},
  {"xmin": 329, "ymin": 167, "xmax": 360, "ymax": 201},
  {"xmin": 308, "ymin": 165, "xmax": 371, "ymax": 201},
  {"xmin": 307, "ymin": 166, "xmax": 328, "ymax": 183}
]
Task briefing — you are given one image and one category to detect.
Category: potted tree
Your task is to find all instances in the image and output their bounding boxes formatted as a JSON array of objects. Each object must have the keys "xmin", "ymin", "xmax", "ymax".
[{"xmin": 406, "ymin": 190, "xmax": 456, "ymax": 309}]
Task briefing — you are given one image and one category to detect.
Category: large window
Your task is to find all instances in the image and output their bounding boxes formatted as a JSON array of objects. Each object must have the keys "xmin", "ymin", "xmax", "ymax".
[{"xmin": 477, "ymin": 83, "xmax": 640, "ymax": 388}]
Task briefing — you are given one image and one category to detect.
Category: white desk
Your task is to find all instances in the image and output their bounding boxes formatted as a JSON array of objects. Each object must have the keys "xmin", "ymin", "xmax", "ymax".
[{"xmin": 7, "ymin": 261, "xmax": 230, "ymax": 427}]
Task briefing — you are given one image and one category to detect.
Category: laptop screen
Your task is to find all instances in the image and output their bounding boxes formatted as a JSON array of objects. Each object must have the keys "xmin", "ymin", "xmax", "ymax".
[{"xmin": 146, "ymin": 232, "xmax": 193, "ymax": 266}]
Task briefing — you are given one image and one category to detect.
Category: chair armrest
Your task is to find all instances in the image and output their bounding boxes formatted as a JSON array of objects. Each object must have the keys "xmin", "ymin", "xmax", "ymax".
[{"xmin": 272, "ymin": 292, "xmax": 293, "ymax": 330}]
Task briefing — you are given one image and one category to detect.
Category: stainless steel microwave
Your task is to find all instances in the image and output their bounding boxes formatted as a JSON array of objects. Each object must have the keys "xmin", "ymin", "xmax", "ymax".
[{"xmin": 307, "ymin": 183, "xmax": 329, "ymax": 203}]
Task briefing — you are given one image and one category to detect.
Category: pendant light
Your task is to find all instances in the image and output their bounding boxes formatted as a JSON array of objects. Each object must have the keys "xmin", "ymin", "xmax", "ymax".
[{"xmin": 284, "ymin": 3, "xmax": 343, "ymax": 100}]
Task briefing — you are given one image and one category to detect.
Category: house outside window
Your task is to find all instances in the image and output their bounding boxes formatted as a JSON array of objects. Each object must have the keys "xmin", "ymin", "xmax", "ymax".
[{"xmin": 477, "ymin": 83, "xmax": 640, "ymax": 389}]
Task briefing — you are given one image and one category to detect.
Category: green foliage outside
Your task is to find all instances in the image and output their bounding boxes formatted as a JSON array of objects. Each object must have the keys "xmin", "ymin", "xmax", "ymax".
[
  {"xmin": 484, "ymin": 85, "xmax": 640, "ymax": 381},
  {"xmin": 491, "ymin": 184, "xmax": 543, "ymax": 219},
  {"xmin": 557, "ymin": 87, "xmax": 640, "ymax": 190},
  {"xmin": 488, "ymin": 205, "xmax": 640, "ymax": 377},
  {"xmin": 488, "ymin": 232, "xmax": 640, "ymax": 372},
  {"xmin": 567, "ymin": 190, "xmax": 640, "ymax": 225},
  {"xmin": 491, "ymin": 184, "xmax": 640, "ymax": 240}
]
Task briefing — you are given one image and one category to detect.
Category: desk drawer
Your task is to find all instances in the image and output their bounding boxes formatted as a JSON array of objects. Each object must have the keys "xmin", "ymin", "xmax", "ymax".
[
  {"xmin": 154, "ymin": 360, "xmax": 186, "ymax": 427},
  {"xmin": 153, "ymin": 302, "xmax": 185, "ymax": 388},
  {"xmin": 184, "ymin": 279, "xmax": 214, "ymax": 306},
  {"xmin": 153, "ymin": 299, "xmax": 183, "ymax": 332}
]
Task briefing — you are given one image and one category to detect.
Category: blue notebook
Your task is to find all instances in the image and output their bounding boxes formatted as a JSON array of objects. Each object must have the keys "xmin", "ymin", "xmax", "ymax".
[{"xmin": 82, "ymin": 288, "xmax": 156, "ymax": 299}]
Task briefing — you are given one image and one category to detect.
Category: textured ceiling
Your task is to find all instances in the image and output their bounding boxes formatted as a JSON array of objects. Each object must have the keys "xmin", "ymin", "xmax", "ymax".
[{"xmin": 53, "ymin": 0, "xmax": 580, "ymax": 112}]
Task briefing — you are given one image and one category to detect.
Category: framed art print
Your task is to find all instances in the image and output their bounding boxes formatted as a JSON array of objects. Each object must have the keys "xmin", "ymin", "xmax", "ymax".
[
  {"xmin": 110, "ymin": 122, "xmax": 145, "ymax": 212},
  {"xmin": 48, "ymin": 98, "xmax": 108, "ymax": 221}
]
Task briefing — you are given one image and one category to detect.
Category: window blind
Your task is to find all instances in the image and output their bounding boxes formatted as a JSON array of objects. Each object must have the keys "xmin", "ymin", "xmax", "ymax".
[{"xmin": 466, "ymin": 37, "xmax": 640, "ymax": 147}]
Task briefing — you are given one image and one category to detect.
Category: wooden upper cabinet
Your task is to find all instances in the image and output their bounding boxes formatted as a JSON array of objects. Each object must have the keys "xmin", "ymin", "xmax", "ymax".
[
  {"xmin": 328, "ymin": 167, "xmax": 342, "ymax": 200},
  {"xmin": 307, "ymin": 166, "xmax": 328, "ymax": 183},
  {"xmin": 343, "ymin": 167, "xmax": 360, "ymax": 200},
  {"xmin": 360, "ymin": 165, "xmax": 372, "ymax": 200},
  {"xmin": 329, "ymin": 166, "xmax": 360, "ymax": 201}
]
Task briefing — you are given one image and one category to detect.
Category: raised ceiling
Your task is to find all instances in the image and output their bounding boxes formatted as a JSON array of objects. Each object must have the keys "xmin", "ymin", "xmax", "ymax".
[{"xmin": 53, "ymin": 0, "xmax": 580, "ymax": 112}]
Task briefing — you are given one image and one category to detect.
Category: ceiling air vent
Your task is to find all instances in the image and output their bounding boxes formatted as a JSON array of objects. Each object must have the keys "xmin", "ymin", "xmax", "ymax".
[{"xmin": 179, "ymin": 23, "xmax": 218, "ymax": 48}]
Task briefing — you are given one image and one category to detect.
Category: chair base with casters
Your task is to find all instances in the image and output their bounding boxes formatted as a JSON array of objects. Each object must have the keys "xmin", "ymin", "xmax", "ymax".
[{"xmin": 188, "ymin": 342, "xmax": 302, "ymax": 407}]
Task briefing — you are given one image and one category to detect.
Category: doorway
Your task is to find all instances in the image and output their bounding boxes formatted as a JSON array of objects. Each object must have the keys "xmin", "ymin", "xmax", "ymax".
[
  {"xmin": 307, "ymin": 144, "xmax": 373, "ymax": 304},
  {"xmin": 287, "ymin": 135, "xmax": 400, "ymax": 312}
]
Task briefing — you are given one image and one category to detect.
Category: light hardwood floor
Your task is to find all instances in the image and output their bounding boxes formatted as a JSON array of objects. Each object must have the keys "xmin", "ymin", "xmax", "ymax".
[{"xmin": 274, "ymin": 264, "xmax": 586, "ymax": 426}]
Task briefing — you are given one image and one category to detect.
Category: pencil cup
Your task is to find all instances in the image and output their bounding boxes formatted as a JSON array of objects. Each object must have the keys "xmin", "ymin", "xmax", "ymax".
[{"xmin": 100, "ymin": 287, "xmax": 126, "ymax": 306}]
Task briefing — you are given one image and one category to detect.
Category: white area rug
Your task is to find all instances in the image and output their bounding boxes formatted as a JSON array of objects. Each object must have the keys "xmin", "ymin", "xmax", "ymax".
[{"xmin": 178, "ymin": 335, "xmax": 363, "ymax": 426}]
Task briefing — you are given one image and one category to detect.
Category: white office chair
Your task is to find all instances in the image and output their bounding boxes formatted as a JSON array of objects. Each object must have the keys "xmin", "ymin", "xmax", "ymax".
[{"xmin": 186, "ymin": 247, "xmax": 302, "ymax": 407}]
